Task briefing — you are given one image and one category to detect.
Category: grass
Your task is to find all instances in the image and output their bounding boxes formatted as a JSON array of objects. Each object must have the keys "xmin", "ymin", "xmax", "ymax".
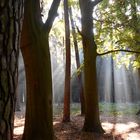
[
  {"xmin": 99, "ymin": 102, "xmax": 140, "ymax": 116},
  {"xmin": 53, "ymin": 102, "xmax": 140, "ymax": 116},
  {"xmin": 53, "ymin": 103, "xmax": 81, "ymax": 116}
]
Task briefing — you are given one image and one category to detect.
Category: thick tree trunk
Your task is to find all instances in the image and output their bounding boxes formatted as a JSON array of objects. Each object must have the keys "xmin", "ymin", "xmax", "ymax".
[
  {"xmin": 21, "ymin": 36, "xmax": 53, "ymax": 140},
  {"xmin": 63, "ymin": 0, "xmax": 71, "ymax": 122},
  {"xmin": 79, "ymin": 0, "xmax": 104, "ymax": 133},
  {"xmin": 21, "ymin": 1, "xmax": 53, "ymax": 140},
  {"xmin": 21, "ymin": 0, "xmax": 60, "ymax": 139},
  {"xmin": 0, "ymin": 0, "xmax": 23, "ymax": 139},
  {"xmin": 69, "ymin": 7, "xmax": 85, "ymax": 115}
]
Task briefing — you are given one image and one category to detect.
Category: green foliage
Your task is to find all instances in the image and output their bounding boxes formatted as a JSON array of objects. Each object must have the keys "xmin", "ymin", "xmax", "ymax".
[
  {"xmin": 95, "ymin": 0, "xmax": 140, "ymax": 68},
  {"xmin": 69, "ymin": 0, "xmax": 79, "ymax": 6},
  {"xmin": 133, "ymin": 55, "xmax": 140, "ymax": 68},
  {"xmin": 72, "ymin": 63, "xmax": 84, "ymax": 78},
  {"xmin": 42, "ymin": 0, "xmax": 140, "ymax": 69}
]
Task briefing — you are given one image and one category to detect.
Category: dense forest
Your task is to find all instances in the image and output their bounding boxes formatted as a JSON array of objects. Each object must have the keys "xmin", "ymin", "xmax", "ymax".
[{"xmin": 0, "ymin": 0, "xmax": 140, "ymax": 140}]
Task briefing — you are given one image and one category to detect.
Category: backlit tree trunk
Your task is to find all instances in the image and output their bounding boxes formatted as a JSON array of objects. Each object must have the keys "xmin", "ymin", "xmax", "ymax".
[
  {"xmin": 63, "ymin": 0, "xmax": 71, "ymax": 122},
  {"xmin": 21, "ymin": 0, "xmax": 60, "ymax": 139},
  {"xmin": 111, "ymin": 56, "xmax": 115, "ymax": 103},
  {"xmin": 0, "ymin": 0, "xmax": 23, "ymax": 139},
  {"xmin": 79, "ymin": 0, "xmax": 104, "ymax": 133},
  {"xmin": 69, "ymin": 7, "xmax": 85, "ymax": 115}
]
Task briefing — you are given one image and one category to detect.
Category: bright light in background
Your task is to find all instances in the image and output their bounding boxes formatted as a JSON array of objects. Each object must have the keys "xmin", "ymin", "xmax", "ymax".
[{"xmin": 109, "ymin": 0, "xmax": 114, "ymax": 5}]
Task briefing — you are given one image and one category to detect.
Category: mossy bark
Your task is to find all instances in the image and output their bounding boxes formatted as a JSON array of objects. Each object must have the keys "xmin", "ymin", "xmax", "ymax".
[
  {"xmin": 0, "ymin": 0, "xmax": 23, "ymax": 139},
  {"xmin": 79, "ymin": 0, "xmax": 105, "ymax": 133}
]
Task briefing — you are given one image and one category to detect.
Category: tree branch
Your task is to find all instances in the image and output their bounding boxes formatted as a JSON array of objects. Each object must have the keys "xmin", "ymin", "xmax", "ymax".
[
  {"xmin": 76, "ymin": 25, "xmax": 82, "ymax": 36},
  {"xmin": 92, "ymin": 0, "xmax": 103, "ymax": 7},
  {"xmin": 44, "ymin": 0, "xmax": 61, "ymax": 33},
  {"xmin": 97, "ymin": 49, "xmax": 140, "ymax": 56}
]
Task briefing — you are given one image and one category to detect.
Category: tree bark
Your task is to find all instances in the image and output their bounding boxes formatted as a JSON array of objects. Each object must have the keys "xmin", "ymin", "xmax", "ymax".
[
  {"xmin": 79, "ymin": 0, "xmax": 104, "ymax": 133},
  {"xmin": 0, "ymin": 0, "xmax": 23, "ymax": 139},
  {"xmin": 63, "ymin": 0, "xmax": 71, "ymax": 122},
  {"xmin": 21, "ymin": 34, "xmax": 53, "ymax": 140},
  {"xmin": 111, "ymin": 56, "xmax": 115, "ymax": 103},
  {"xmin": 69, "ymin": 7, "xmax": 85, "ymax": 115},
  {"xmin": 21, "ymin": 0, "xmax": 60, "ymax": 139}
]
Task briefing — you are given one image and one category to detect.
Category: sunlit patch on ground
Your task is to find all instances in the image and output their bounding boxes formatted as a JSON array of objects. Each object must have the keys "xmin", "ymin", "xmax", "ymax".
[
  {"xmin": 14, "ymin": 113, "xmax": 140, "ymax": 140},
  {"xmin": 53, "ymin": 121, "xmax": 61, "ymax": 125},
  {"xmin": 14, "ymin": 118, "xmax": 24, "ymax": 136},
  {"xmin": 14, "ymin": 126, "xmax": 24, "ymax": 136},
  {"xmin": 102, "ymin": 120, "xmax": 140, "ymax": 140}
]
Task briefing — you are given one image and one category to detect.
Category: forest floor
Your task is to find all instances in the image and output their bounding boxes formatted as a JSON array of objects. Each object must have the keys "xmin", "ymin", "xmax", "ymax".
[{"xmin": 14, "ymin": 110, "xmax": 140, "ymax": 140}]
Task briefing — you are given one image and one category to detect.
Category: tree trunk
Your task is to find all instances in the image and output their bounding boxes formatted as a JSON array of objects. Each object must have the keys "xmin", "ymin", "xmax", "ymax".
[
  {"xmin": 69, "ymin": 7, "xmax": 85, "ymax": 115},
  {"xmin": 111, "ymin": 56, "xmax": 115, "ymax": 103},
  {"xmin": 21, "ymin": 0, "xmax": 61, "ymax": 139},
  {"xmin": 79, "ymin": 0, "xmax": 105, "ymax": 133},
  {"xmin": 21, "ymin": 38, "xmax": 53, "ymax": 140},
  {"xmin": 63, "ymin": 0, "xmax": 71, "ymax": 122},
  {"xmin": 0, "ymin": 0, "xmax": 23, "ymax": 139}
]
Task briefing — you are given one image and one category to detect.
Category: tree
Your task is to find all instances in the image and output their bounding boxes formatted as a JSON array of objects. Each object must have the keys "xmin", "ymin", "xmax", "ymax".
[
  {"xmin": 69, "ymin": 6, "xmax": 85, "ymax": 115},
  {"xmin": 21, "ymin": 0, "xmax": 61, "ymax": 139},
  {"xmin": 63, "ymin": 0, "xmax": 71, "ymax": 122},
  {"xmin": 79, "ymin": 0, "xmax": 105, "ymax": 133},
  {"xmin": 0, "ymin": 0, "xmax": 24, "ymax": 139}
]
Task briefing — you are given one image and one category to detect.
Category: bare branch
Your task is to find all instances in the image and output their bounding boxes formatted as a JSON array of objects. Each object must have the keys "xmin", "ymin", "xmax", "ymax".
[
  {"xmin": 44, "ymin": 0, "xmax": 61, "ymax": 33},
  {"xmin": 97, "ymin": 49, "xmax": 140, "ymax": 56}
]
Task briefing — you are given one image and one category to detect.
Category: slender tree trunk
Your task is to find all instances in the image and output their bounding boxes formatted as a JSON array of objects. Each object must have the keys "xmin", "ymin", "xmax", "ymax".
[
  {"xmin": 111, "ymin": 56, "xmax": 115, "ymax": 103},
  {"xmin": 136, "ymin": 63, "xmax": 140, "ymax": 115},
  {"xmin": 21, "ymin": 0, "xmax": 61, "ymax": 139},
  {"xmin": 0, "ymin": 0, "xmax": 23, "ymax": 139},
  {"xmin": 79, "ymin": 0, "xmax": 104, "ymax": 133},
  {"xmin": 63, "ymin": 0, "xmax": 71, "ymax": 122},
  {"xmin": 69, "ymin": 7, "xmax": 85, "ymax": 115}
]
